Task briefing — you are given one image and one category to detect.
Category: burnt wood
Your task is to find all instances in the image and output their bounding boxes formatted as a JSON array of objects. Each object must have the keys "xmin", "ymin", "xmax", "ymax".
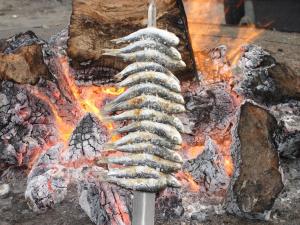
[{"xmin": 67, "ymin": 0, "xmax": 197, "ymax": 82}]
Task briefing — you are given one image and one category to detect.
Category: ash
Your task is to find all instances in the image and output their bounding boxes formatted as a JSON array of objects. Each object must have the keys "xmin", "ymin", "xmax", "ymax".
[{"xmin": 183, "ymin": 138, "xmax": 229, "ymax": 196}]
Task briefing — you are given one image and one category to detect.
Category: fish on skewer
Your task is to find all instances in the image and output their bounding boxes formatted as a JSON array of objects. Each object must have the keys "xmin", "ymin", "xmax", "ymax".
[
  {"xmin": 104, "ymin": 39, "xmax": 182, "ymax": 60},
  {"xmin": 104, "ymin": 94, "xmax": 186, "ymax": 114},
  {"xmin": 106, "ymin": 131, "xmax": 181, "ymax": 150},
  {"xmin": 114, "ymin": 62, "xmax": 179, "ymax": 82},
  {"xmin": 111, "ymin": 27, "xmax": 180, "ymax": 46},
  {"xmin": 115, "ymin": 120, "xmax": 182, "ymax": 145},
  {"xmin": 108, "ymin": 109, "xmax": 185, "ymax": 133},
  {"xmin": 116, "ymin": 71, "xmax": 181, "ymax": 92},
  {"xmin": 103, "ymin": 49, "xmax": 186, "ymax": 70},
  {"xmin": 110, "ymin": 83, "xmax": 184, "ymax": 105}
]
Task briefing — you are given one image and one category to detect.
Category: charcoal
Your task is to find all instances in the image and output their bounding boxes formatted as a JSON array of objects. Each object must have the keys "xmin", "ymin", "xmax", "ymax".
[
  {"xmin": 0, "ymin": 81, "xmax": 57, "ymax": 166},
  {"xmin": 155, "ymin": 188, "xmax": 184, "ymax": 223},
  {"xmin": 233, "ymin": 44, "xmax": 300, "ymax": 103},
  {"xmin": 25, "ymin": 143, "xmax": 69, "ymax": 212},
  {"xmin": 0, "ymin": 31, "xmax": 43, "ymax": 54},
  {"xmin": 225, "ymin": 101, "xmax": 283, "ymax": 220},
  {"xmin": 233, "ymin": 44, "xmax": 277, "ymax": 103},
  {"xmin": 271, "ymin": 101, "xmax": 300, "ymax": 158},
  {"xmin": 28, "ymin": 144, "xmax": 63, "ymax": 180},
  {"xmin": 75, "ymin": 63, "xmax": 117, "ymax": 86},
  {"xmin": 78, "ymin": 174, "xmax": 132, "ymax": 225},
  {"xmin": 183, "ymin": 138, "xmax": 229, "ymax": 195},
  {"xmin": 184, "ymin": 82, "xmax": 235, "ymax": 143},
  {"xmin": 25, "ymin": 168, "xmax": 69, "ymax": 212},
  {"xmin": 65, "ymin": 113, "xmax": 108, "ymax": 162}
]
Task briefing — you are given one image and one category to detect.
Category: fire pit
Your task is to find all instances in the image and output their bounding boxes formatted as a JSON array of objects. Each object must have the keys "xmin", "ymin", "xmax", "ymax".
[{"xmin": 0, "ymin": 0, "xmax": 299, "ymax": 225}]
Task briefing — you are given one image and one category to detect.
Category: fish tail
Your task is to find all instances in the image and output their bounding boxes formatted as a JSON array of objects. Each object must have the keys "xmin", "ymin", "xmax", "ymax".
[
  {"xmin": 114, "ymin": 73, "xmax": 123, "ymax": 81},
  {"xmin": 102, "ymin": 48, "xmax": 120, "ymax": 54},
  {"xmin": 110, "ymin": 38, "xmax": 125, "ymax": 44},
  {"xmin": 102, "ymin": 51, "xmax": 119, "ymax": 57}
]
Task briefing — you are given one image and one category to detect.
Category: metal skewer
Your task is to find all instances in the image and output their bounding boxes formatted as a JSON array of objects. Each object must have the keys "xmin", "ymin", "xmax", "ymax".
[{"xmin": 132, "ymin": 1, "xmax": 157, "ymax": 225}]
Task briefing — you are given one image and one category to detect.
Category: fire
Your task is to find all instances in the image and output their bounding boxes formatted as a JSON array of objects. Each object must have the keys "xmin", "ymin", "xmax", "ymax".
[
  {"xmin": 176, "ymin": 171, "xmax": 200, "ymax": 192},
  {"xmin": 182, "ymin": 142, "xmax": 205, "ymax": 159},
  {"xmin": 185, "ymin": 0, "xmax": 265, "ymax": 80}
]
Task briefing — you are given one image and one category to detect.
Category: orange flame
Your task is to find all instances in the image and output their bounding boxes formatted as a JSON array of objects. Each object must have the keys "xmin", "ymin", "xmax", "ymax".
[{"xmin": 176, "ymin": 171, "xmax": 200, "ymax": 192}]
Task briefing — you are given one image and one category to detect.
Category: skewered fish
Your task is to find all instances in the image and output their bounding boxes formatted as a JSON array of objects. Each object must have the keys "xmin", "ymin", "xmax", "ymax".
[
  {"xmin": 104, "ymin": 39, "xmax": 181, "ymax": 60},
  {"xmin": 116, "ymin": 71, "xmax": 181, "ymax": 92},
  {"xmin": 114, "ymin": 62, "xmax": 179, "ymax": 82},
  {"xmin": 103, "ymin": 49, "xmax": 186, "ymax": 70},
  {"xmin": 111, "ymin": 27, "xmax": 180, "ymax": 46},
  {"xmin": 110, "ymin": 83, "xmax": 184, "ymax": 105},
  {"xmin": 104, "ymin": 6, "xmax": 186, "ymax": 191},
  {"xmin": 108, "ymin": 153, "xmax": 182, "ymax": 172},
  {"xmin": 105, "ymin": 142, "xmax": 183, "ymax": 163},
  {"xmin": 108, "ymin": 109, "xmax": 185, "ymax": 133},
  {"xmin": 115, "ymin": 120, "xmax": 182, "ymax": 145},
  {"xmin": 106, "ymin": 131, "xmax": 181, "ymax": 150},
  {"xmin": 104, "ymin": 94, "xmax": 186, "ymax": 114}
]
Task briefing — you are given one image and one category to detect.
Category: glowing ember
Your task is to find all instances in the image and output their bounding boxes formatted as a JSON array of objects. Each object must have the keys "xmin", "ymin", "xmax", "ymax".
[{"xmin": 176, "ymin": 171, "xmax": 200, "ymax": 192}]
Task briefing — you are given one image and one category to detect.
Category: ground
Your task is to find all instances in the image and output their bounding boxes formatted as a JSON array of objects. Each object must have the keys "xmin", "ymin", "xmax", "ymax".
[{"xmin": 0, "ymin": 0, "xmax": 299, "ymax": 225}]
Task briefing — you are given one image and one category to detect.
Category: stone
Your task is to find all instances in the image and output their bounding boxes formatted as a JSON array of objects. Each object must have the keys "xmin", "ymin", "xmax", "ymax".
[{"xmin": 225, "ymin": 101, "xmax": 284, "ymax": 220}]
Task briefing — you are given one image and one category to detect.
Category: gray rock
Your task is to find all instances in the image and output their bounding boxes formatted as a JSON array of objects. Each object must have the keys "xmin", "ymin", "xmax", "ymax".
[{"xmin": 225, "ymin": 101, "xmax": 284, "ymax": 220}]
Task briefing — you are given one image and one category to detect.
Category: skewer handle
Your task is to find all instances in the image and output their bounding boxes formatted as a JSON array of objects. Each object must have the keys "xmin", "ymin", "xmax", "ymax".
[
  {"xmin": 148, "ymin": 0, "xmax": 157, "ymax": 27},
  {"xmin": 132, "ymin": 191, "xmax": 155, "ymax": 225}
]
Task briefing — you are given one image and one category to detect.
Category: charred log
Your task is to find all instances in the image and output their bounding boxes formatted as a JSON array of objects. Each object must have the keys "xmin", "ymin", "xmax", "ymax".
[
  {"xmin": 233, "ymin": 44, "xmax": 300, "ymax": 103},
  {"xmin": 0, "ymin": 31, "xmax": 50, "ymax": 84},
  {"xmin": 67, "ymin": 0, "xmax": 197, "ymax": 82},
  {"xmin": 184, "ymin": 82, "xmax": 236, "ymax": 143},
  {"xmin": 183, "ymin": 138, "xmax": 229, "ymax": 196},
  {"xmin": 25, "ymin": 144, "xmax": 69, "ymax": 212},
  {"xmin": 0, "ymin": 81, "xmax": 57, "ymax": 166},
  {"xmin": 155, "ymin": 188, "xmax": 184, "ymax": 223},
  {"xmin": 78, "ymin": 177, "xmax": 132, "ymax": 225},
  {"xmin": 225, "ymin": 101, "xmax": 283, "ymax": 220},
  {"xmin": 65, "ymin": 113, "xmax": 109, "ymax": 163},
  {"xmin": 271, "ymin": 101, "xmax": 300, "ymax": 159}
]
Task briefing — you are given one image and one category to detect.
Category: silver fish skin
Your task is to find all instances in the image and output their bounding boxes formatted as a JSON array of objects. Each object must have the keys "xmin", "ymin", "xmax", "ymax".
[
  {"xmin": 110, "ymin": 83, "xmax": 184, "ymax": 105},
  {"xmin": 103, "ymin": 49, "xmax": 186, "ymax": 70},
  {"xmin": 117, "ymin": 71, "xmax": 181, "ymax": 93},
  {"xmin": 107, "ymin": 142, "xmax": 183, "ymax": 163},
  {"xmin": 108, "ymin": 131, "xmax": 181, "ymax": 150},
  {"xmin": 104, "ymin": 39, "xmax": 182, "ymax": 60},
  {"xmin": 115, "ymin": 62, "xmax": 179, "ymax": 82},
  {"xmin": 107, "ymin": 176, "xmax": 178, "ymax": 192},
  {"xmin": 108, "ymin": 153, "xmax": 182, "ymax": 172},
  {"xmin": 111, "ymin": 27, "xmax": 180, "ymax": 46},
  {"xmin": 108, "ymin": 165, "xmax": 164, "ymax": 179},
  {"xmin": 115, "ymin": 120, "xmax": 182, "ymax": 145},
  {"xmin": 109, "ymin": 109, "xmax": 185, "ymax": 133},
  {"xmin": 104, "ymin": 95, "xmax": 186, "ymax": 114}
]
